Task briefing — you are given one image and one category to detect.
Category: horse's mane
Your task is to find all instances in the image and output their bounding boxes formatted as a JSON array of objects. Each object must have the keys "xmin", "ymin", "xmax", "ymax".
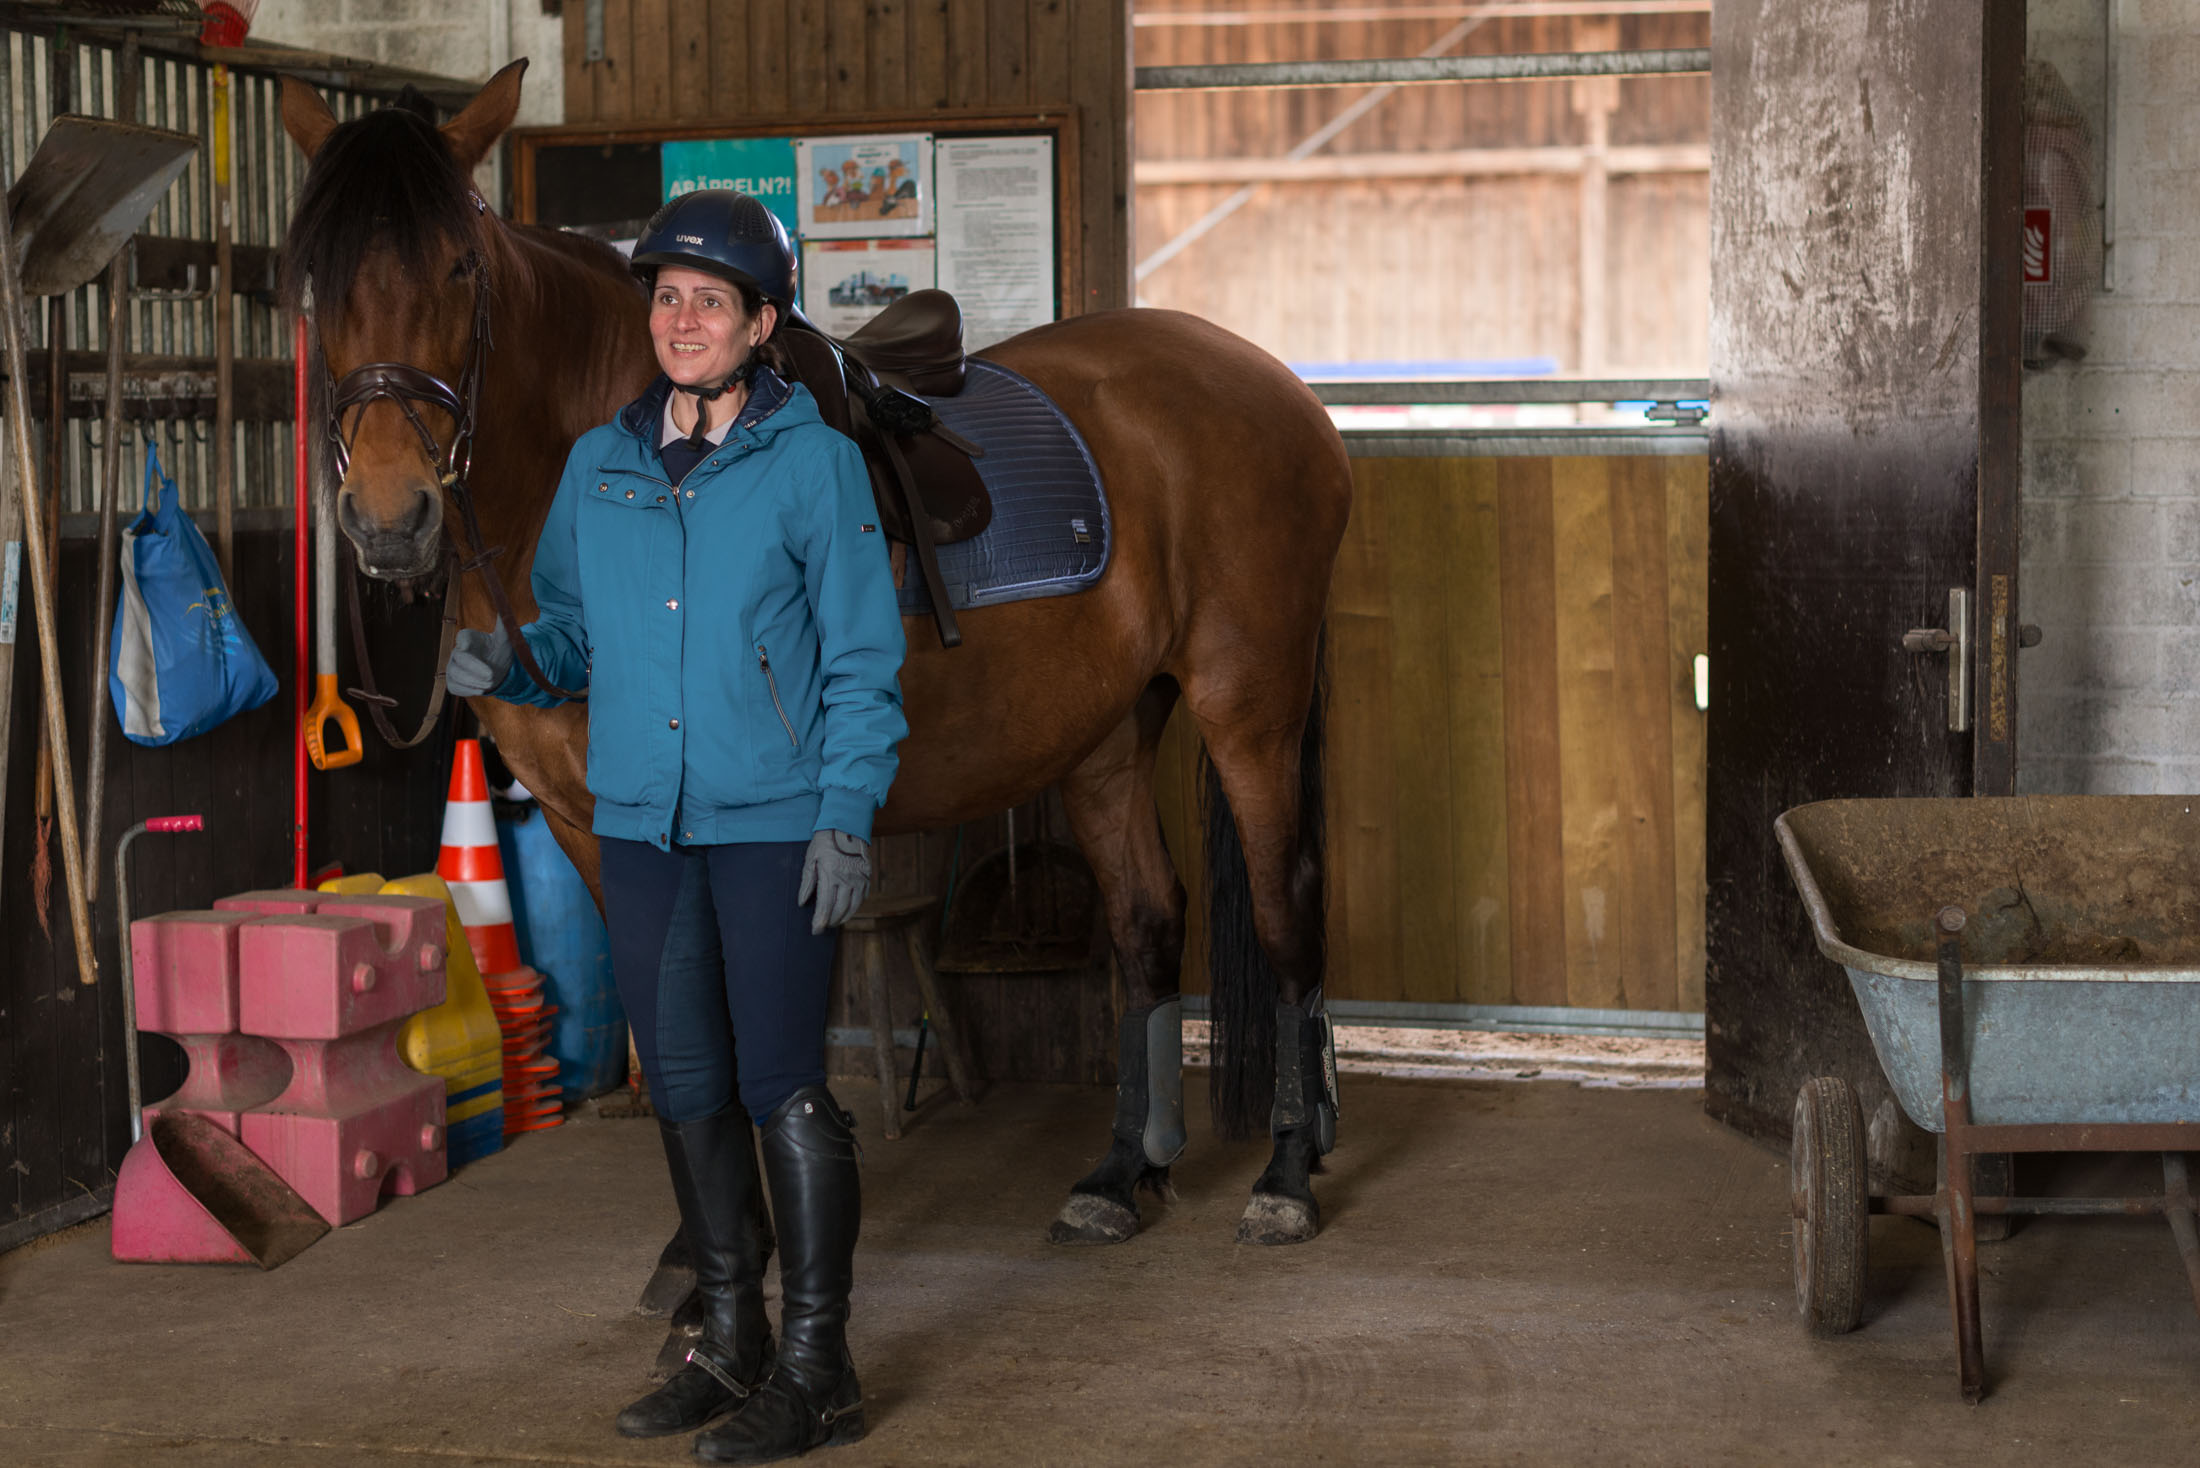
[{"xmin": 282, "ymin": 87, "xmax": 478, "ymax": 312}]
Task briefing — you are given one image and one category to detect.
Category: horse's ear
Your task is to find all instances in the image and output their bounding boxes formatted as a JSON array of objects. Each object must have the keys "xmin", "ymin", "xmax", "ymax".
[
  {"xmin": 440, "ymin": 58, "xmax": 529, "ymax": 173},
  {"xmin": 280, "ymin": 76, "xmax": 339, "ymax": 160}
]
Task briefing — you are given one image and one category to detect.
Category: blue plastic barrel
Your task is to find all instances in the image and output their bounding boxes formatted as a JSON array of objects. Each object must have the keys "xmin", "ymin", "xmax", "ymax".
[{"xmin": 496, "ymin": 808, "xmax": 628, "ymax": 1098}]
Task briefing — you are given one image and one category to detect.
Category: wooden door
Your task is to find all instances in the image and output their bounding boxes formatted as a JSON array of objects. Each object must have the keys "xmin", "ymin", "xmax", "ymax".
[
  {"xmin": 1160, "ymin": 450, "xmax": 1711, "ymax": 1023},
  {"xmin": 1704, "ymin": 0, "xmax": 2025, "ymax": 1173}
]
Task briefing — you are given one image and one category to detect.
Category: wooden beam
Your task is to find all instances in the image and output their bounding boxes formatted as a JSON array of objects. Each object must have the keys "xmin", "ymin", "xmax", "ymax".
[
  {"xmin": 5, "ymin": 353, "xmax": 300, "ymax": 423},
  {"xmin": 1133, "ymin": 144, "xmax": 1708, "ymax": 184},
  {"xmin": 1135, "ymin": 2, "xmax": 1708, "ymax": 24}
]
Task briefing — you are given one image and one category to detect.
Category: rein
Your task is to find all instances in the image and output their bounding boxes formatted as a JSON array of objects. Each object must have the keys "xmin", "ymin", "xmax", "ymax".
[{"xmin": 327, "ymin": 239, "xmax": 587, "ymax": 748}]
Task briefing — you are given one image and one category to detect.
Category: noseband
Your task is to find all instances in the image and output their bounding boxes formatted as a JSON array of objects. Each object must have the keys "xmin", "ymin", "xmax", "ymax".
[{"xmin": 323, "ymin": 236, "xmax": 587, "ymax": 749}]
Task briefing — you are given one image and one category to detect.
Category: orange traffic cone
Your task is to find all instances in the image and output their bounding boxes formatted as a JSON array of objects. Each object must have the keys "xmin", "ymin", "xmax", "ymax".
[
  {"xmin": 436, "ymin": 740, "xmax": 523, "ymax": 977},
  {"xmin": 437, "ymin": 738, "xmax": 562, "ymax": 1135}
]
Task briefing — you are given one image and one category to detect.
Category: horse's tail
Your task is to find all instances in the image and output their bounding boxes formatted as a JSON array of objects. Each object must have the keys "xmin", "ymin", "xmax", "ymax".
[{"xmin": 1203, "ymin": 625, "xmax": 1328, "ymax": 1142}]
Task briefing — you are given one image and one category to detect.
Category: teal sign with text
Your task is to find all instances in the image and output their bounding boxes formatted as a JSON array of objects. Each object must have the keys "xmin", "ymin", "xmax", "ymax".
[{"xmin": 660, "ymin": 138, "xmax": 799, "ymax": 241}]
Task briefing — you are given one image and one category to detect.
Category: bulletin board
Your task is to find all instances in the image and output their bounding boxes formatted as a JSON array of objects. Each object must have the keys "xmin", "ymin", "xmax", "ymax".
[{"xmin": 508, "ymin": 111, "xmax": 1079, "ymax": 352}]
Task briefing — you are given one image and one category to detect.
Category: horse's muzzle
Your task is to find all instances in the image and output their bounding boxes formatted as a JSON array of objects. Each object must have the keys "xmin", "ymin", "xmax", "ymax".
[{"xmin": 338, "ymin": 483, "xmax": 444, "ymax": 579}]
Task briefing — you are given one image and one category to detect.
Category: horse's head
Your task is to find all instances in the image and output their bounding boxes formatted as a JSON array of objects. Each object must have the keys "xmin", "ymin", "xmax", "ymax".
[{"xmin": 280, "ymin": 63, "xmax": 528, "ymax": 581}]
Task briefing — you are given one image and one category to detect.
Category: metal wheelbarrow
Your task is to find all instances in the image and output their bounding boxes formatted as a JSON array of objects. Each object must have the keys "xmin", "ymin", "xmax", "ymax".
[{"xmin": 1776, "ymin": 795, "xmax": 2200, "ymax": 1402}]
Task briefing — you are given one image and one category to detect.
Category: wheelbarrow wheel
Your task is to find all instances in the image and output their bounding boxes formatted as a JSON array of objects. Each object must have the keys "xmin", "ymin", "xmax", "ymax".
[{"xmin": 1791, "ymin": 1075, "xmax": 1868, "ymax": 1336}]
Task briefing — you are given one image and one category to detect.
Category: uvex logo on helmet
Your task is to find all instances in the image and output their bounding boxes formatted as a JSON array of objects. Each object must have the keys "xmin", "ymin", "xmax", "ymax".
[{"xmin": 676, "ymin": 234, "xmax": 706, "ymax": 245}]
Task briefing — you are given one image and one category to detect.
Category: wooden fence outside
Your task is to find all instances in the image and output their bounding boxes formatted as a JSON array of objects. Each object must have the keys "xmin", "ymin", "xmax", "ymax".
[{"xmin": 1131, "ymin": 5, "xmax": 1711, "ymax": 375}]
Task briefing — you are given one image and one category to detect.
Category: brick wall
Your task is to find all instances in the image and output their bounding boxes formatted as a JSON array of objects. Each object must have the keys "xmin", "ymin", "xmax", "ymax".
[
  {"xmin": 2021, "ymin": 1, "xmax": 2200, "ymax": 793},
  {"xmin": 249, "ymin": 0, "xmax": 565, "ymax": 128}
]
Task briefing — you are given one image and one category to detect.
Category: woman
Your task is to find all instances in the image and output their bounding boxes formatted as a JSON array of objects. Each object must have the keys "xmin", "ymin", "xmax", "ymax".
[{"xmin": 447, "ymin": 189, "xmax": 904, "ymax": 1465}]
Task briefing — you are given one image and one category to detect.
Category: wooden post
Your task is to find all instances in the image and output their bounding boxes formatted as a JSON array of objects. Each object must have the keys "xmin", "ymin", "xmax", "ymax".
[
  {"xmin": 213, "ymin": 64, "xmax": 236, "ymax": 583},
  {"xmin": 1571, "ymin": 20, "xmax": 1621, "ymax": 378},
  {"xmin": 0, "ymin": 167, "xmax": 101, "ymax": 987}
]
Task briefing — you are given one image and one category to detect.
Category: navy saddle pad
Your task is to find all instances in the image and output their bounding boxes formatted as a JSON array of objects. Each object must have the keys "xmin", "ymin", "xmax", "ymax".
[{"xmin": 895, "ymin": 358, "xmax": 1109, "ymax": 618}]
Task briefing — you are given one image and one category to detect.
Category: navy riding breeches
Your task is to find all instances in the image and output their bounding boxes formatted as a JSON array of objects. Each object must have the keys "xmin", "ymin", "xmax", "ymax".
[{"xmin": 599, "ymin": 836, "xmax": 838, "ymax": 1124}]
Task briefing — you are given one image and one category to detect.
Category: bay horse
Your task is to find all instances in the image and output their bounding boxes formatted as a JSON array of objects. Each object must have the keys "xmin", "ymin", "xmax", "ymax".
[{"xmin": 279, "ymin": 64, "xmax": 1351, "ymax": 1247}]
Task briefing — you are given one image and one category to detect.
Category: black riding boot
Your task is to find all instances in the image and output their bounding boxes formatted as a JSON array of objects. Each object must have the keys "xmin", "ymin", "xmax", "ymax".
[
  {"xmin": 615, "ymin": 1106, "xmax": 776, "ymax": 1437},
  {"xmin": 694, "ymin": 1086, "xmax": 865, "ymax": 1464}
]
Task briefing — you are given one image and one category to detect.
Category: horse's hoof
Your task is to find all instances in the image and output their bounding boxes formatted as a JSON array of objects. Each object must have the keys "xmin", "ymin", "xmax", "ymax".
[
  {"xmin": 1235, "ymin": 1192, "xmax": 1320, "ymax": 1245},
  {"xmin": 1047, "ymin": 1192, "xmax": 1139, "ymax": 1245},
  {"xmin": 649, "ymin": 1312, "xmax": 704, "ymax": 1381},
  {"xmin": 635, "ymin": 1259, "xmax": 696, "ymax": 1319}
]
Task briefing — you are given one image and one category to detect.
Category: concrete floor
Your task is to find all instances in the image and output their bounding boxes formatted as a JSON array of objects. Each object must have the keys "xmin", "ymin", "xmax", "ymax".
[{"xmin": 5, "ymin": 1074, "xmax": 2200, "ymax": 1466}]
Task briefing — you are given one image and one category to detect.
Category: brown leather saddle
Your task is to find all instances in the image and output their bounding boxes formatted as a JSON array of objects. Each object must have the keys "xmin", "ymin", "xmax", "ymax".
[{"xmin": 777, "ymin": 289, "xmax": 991, "ymax": 648}]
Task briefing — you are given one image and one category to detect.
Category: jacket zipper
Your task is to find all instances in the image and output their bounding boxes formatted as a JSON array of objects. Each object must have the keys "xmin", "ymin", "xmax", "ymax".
[{"xmin": 757, "ymin": 645, "xmax": 800, "ymax": 750}]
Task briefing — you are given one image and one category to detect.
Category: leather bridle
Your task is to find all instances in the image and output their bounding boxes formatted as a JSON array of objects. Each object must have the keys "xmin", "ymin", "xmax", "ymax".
[{"xmin": 325, "ymin": 238, "xmax": 587, "ymax": 750}]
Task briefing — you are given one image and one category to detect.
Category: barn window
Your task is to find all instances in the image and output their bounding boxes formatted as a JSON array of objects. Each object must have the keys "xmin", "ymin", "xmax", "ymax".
[{"xmin": 1132, "ymin": 0, "xmax": 1710, "ymax": 432}]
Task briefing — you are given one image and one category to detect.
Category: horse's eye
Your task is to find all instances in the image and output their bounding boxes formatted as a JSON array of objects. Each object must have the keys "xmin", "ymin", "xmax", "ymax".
[{"xmin": 449, "ymin": 259, "xmax": 469, "ymax": 280}]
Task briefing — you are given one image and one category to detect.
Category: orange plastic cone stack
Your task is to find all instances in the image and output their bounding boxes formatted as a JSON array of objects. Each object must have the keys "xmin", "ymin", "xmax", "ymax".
[{"xmin": 437, "ymin": 739, "xmax": 562, "ymax": 1134}]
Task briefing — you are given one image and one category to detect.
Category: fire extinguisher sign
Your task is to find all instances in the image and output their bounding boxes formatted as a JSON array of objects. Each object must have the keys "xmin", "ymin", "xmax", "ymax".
[{"xmin": 2024, "ymin": 206, "xmax": 2053, "ymax": 284}]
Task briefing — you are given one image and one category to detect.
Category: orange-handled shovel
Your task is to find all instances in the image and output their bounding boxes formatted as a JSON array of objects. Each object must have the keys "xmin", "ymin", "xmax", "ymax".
[
  {"xmin": 305, "ymin": 675, "xmax": 361, "ymax": 770},
  {"xmin": 303, "ymin": 412, "xmax": 361, "ymax": 770}
]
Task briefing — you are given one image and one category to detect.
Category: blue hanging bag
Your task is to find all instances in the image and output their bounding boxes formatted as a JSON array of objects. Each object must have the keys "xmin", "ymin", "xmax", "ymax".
[{"xmin": 109, "ymin": 442, "xmax": 279, "ymax": 745}]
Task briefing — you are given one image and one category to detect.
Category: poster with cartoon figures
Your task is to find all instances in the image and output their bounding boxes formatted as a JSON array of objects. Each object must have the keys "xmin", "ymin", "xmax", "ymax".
[
  {"xmin": 796, "ymin": 134, "xmax": 932, "ymax": 238},
  {"xmin": 801, "ymin": 239, "xmax": 938, "ymax": 336}
]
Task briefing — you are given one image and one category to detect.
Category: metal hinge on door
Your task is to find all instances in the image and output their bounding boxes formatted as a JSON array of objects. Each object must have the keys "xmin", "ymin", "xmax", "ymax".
[{"xmin": 1903, "ymin": 588, "xmax": 1974, "ymax": 733}]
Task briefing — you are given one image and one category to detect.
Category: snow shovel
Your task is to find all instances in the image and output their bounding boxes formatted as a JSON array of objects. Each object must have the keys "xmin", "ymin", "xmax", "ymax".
[
  {"xmin": 6, "ymin": 114, "xmax": 197, "ymax": 297},
  {"xmin": 108, "ymin": 816, "xmax": 329, "ymax": 1268}
]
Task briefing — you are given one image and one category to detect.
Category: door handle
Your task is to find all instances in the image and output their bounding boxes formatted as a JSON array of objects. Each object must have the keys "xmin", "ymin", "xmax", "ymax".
[{"xmin": 1902, "ymin": 587, "xmax": 1972, "ymax": 733}]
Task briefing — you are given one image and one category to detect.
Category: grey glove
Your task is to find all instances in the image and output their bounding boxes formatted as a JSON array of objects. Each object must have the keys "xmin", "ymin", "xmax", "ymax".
[
  {"xmin": 799, "ymin": 829, "xmax": 871, "ymax": 934},
  {"xmin": 446, "ymin": 624, "xmax": 514, "ymax": 698}
]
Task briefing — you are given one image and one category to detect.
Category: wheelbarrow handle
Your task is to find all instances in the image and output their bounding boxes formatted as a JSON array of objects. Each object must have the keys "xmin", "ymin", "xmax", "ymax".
[
  {"xmin": 143, "ymin": 814, "xmax": 204, "ymax": 833},
  {"xmin": 305, "ymin": 673, "xmax": 364, "ymax": 770}
]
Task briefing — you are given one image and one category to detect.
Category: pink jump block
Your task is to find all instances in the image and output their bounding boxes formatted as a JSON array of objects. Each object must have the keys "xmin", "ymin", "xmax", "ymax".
[
  {"xmin": 240, "ymin": 1057, "xmax": 446, "ymax": 1227},
  {"xmin": 233, "ymin": 898, "xmax": 447, "ymax": 1039},
  {"xmin": 211, "ymin": 888, "xmax": 324, "ymax": 917},
  {"xmin": 127, "ymin": 911, "xmax": 290, "ymax": 1134},
  {"xmin": 140, "ymin": 1035, "xmax": 292, "ymax": 1138},
  {"xmin": 213, "ymin": 889, "xmax": 452, "ymax": 1226}
]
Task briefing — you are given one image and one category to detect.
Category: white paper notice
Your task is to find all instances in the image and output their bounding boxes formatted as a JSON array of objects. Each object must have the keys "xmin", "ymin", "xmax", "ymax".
[{"xmin": 935, "ymin": 136, "xmax": 1057, "ymax": 351}]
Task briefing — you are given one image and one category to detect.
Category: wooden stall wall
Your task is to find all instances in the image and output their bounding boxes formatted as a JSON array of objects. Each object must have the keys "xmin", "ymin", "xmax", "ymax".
[
  {"xmin": 0, "ymin": 32, "xmax": 452, "ymax": 1248},
  {"xmin": 1156, "ymin": 453, "xmax": 1709, "ymax": 1015},
  {"xmin": 1132, "ymin": 5, "xmax": 1711, "ymax": 375},
  {"xmin": 0, "ymin": 516, "xmax": 452, "ymax": 1251},
  {"xmin": 560, "ymin": 0, "xmax": 1133, "ymax": 313},
  {"xmin": 1, "ymin": 529, "xmax": 283, "ymax": 1251}
]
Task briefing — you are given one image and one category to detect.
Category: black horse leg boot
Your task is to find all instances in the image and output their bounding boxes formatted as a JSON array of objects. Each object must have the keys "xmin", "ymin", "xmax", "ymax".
[
  {"xmin": 616, "ymin": 1106, "xmax": 776, "ymax": 1437},
  {"xmin": 694, "ymin": 1086, "xmax": 865, "ymax": 1464}
]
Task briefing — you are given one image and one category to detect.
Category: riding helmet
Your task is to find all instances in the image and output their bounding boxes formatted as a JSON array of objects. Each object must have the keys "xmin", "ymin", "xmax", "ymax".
[{"xmin": 631, "ymin": 190, "xmax": 797, "ymax": 309}]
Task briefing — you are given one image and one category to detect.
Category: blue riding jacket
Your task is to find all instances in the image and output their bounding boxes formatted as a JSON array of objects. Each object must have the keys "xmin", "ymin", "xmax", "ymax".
[{"xmin": 490, "ymin": 368, "xmax": 907, "ymax": 849}]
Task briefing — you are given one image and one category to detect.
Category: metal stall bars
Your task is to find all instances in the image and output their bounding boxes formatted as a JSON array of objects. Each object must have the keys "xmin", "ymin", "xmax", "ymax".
[{"xmin": 0, "ymin": 21, "xmax": 452, "ymax": 523}]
